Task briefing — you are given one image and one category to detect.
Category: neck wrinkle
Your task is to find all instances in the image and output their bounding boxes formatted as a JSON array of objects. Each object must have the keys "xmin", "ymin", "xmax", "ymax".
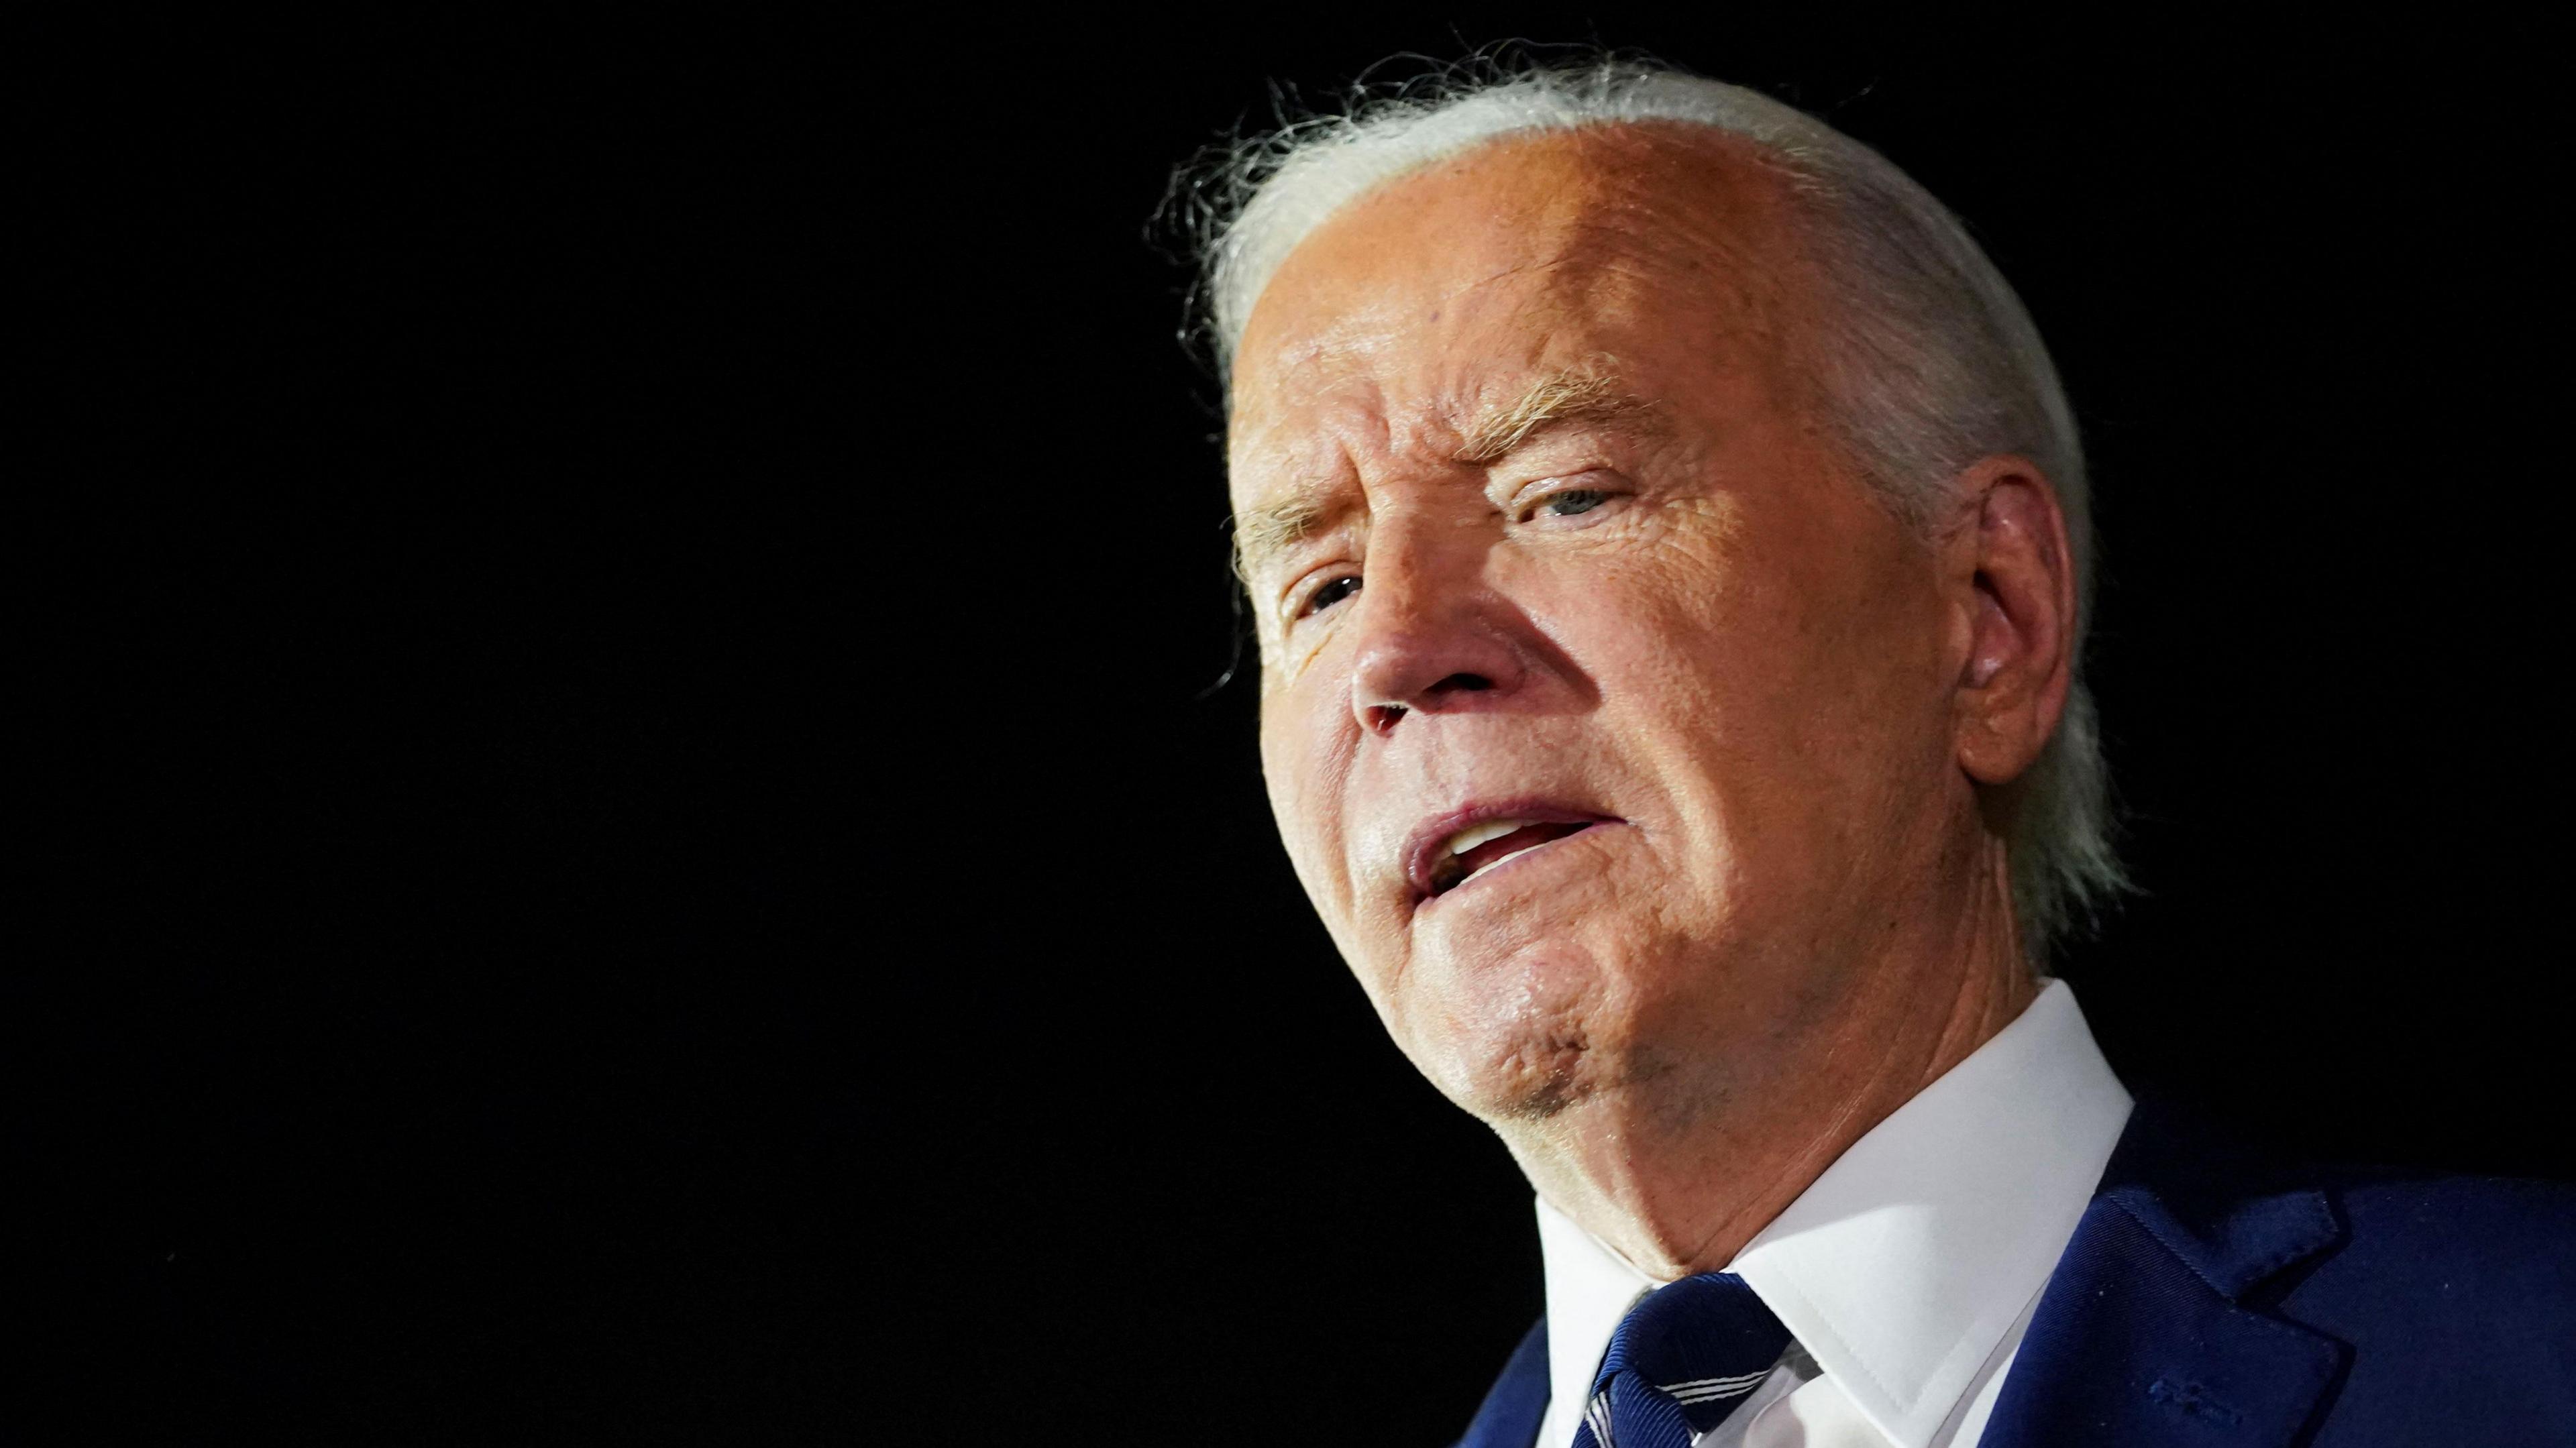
[{"xmin": 1522, "ymin": 836, "xmax": 2036, "ymax": 1281}]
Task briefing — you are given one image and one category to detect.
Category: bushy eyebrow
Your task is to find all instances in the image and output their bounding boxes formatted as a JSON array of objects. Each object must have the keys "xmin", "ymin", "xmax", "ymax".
[
  {"xmin": 1231, "ymin": 364, "xmax": 1662, "ymax": 583},
  {"xmin": 1232, "ymin": 482, "xmax": 1346, "ymax": 585},
  {"xmin": 1450, "ymin": 365, "xmax": 1662, "ymax": 465}
]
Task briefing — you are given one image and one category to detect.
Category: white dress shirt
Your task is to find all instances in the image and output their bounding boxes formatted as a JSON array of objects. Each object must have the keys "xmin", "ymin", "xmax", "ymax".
[{"xmin": 1529, "ymin": 981, "xmax": 2131, "ymax": 1448}]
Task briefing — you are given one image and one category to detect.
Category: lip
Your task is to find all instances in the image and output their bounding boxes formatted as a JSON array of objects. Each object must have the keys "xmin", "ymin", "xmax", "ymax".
[{"xmin": 1402, "ymin": 799, "xmax": 1621, "ymax": 906}]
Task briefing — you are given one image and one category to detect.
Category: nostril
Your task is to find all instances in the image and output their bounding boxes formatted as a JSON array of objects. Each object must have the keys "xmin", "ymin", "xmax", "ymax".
[{"xmin": 1364, "ymin": 674, "xmax": 1493, "ymax": 732}]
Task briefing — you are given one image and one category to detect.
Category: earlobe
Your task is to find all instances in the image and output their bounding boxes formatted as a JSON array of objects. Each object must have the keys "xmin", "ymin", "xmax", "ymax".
[{"xmin": 1952, "ymin": 458, "xmax": 2076, "ymax": 786}]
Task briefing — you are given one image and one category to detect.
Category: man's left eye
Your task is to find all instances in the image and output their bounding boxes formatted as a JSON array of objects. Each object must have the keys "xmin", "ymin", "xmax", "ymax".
[{"xmin": 1523, "ymin": 488, "xmax": 1615, "ymax": 522}]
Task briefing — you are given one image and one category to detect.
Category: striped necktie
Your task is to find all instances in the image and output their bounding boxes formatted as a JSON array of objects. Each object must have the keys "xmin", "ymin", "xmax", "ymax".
[{"xmin": 1569, "ymin": 1272, "xmax": 1790, "ymax": 1448}]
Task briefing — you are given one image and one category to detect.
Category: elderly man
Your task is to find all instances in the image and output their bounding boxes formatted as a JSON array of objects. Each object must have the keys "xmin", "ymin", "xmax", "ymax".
[{"xmin": 1181, "ymin": 58, "xmax": 2572, "ymax": 1447}]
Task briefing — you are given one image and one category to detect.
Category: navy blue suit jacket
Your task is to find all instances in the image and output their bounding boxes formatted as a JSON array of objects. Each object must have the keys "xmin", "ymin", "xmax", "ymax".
[{"xmin": 1456, "ymin": 1102, "xmax": 2575, "ymax": 1447}]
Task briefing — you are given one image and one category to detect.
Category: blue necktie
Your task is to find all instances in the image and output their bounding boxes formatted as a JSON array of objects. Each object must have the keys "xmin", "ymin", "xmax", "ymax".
[{"xmin": 1568, "ymin": 1273, "xmax": 1790, "ymax": 1448}]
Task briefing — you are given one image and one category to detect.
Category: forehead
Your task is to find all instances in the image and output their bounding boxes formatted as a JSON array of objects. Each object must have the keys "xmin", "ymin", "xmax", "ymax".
[{"xmin": 1227, "ymin": 124, "xmax": 1809, "ymax": 498}]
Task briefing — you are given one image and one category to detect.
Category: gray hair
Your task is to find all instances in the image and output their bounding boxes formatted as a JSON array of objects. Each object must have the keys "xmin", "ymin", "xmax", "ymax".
[{"xmin": 1172, "ymin": 52, "xmax": 2125, "ymax": 964}]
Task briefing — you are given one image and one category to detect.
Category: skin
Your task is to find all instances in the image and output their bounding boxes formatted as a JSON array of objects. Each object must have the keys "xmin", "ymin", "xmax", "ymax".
[{"xmin": 1226, "ymin": 125, "xmax": 2076, "ymax": 1280}]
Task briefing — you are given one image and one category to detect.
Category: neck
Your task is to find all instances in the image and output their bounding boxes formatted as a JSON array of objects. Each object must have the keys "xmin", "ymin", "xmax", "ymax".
[{"xmin": 1499, "ymin": 844, "xmax": 2038, "ymax": 1280}]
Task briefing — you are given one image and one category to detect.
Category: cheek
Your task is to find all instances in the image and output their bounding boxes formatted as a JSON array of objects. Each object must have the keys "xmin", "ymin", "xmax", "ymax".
[
  {"xmin": 1535, "ymin": 526, "xmax": 1931, "ymax": 899},
  {"xmin": 1257, "ymin": 681, "xmax": 1358, "ymax": 906},
  {"xmin": 1546, "ymin": 544, "xmax": 1764, "ymax": 763}
]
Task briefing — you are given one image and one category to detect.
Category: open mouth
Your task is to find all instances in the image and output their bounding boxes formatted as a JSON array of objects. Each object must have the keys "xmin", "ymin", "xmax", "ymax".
[{"xmin": 1426, "ymin": 820, "xmax": 1599, "ymax": 897}]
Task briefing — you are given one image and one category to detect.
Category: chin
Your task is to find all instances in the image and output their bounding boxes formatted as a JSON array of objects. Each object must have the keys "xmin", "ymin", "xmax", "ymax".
[
  {"xmin": 1407, "ymin": 940, "xmax": 1621, "ymax": 1123},
  {"xmin": 1412, "ymin": 1018, "xmax": 1587, "ymax": 1122}
]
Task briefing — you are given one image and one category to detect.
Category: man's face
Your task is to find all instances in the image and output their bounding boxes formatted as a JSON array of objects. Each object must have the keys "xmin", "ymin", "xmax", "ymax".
[{"xmin": 1228, "ymin": 127, "xmax": 1978, "ymax": 1126}]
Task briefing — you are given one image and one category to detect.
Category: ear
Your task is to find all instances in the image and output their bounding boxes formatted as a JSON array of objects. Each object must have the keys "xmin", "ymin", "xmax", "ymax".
[{"xmin": 1947, "ymin": 457, "xmax": 2076, "ymax": 787}]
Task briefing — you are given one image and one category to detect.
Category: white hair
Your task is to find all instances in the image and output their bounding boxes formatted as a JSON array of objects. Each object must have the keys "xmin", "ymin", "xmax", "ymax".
[{"xmin": 1173, "ymin": 51, "xmax": 2127, "ymax": 965}]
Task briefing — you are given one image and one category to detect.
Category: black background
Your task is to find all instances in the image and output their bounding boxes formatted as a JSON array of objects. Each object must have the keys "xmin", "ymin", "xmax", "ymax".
[{"xmin": 33, "ymin": 13, "xmax": 2569, "ymax": 1442}]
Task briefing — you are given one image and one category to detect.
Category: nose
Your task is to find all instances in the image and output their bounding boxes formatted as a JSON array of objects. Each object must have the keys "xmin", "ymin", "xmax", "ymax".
[{"xmin": 1347, "ymin": 525, "xmax": 1527, "ymax": 736}]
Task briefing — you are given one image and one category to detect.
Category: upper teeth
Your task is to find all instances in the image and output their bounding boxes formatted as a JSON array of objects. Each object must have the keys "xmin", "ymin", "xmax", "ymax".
[{"xmin": 1447, "ymin": 820, "xmax": 1530, "ymax": 856}]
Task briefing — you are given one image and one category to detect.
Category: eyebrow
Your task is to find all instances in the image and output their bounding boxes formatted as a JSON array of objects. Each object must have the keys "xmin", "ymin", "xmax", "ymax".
[
  {"xmin": 1232, "ymin": 479, "xmax": 1349, "ymax": 585},
  {"xmin": 1231, "ymin": 364, "xmax": 1662, "ymax": 581},
  {"xmin": 1451, "ymin": 364, "xmax": 1661, "ymax": 465}
]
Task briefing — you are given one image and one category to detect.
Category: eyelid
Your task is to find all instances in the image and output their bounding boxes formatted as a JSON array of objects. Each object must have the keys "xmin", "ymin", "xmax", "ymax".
[
  {"xmin": 1284, "ymin": 565, "xmax": 1356, "ymax": 621},
  {"xmin": 1505, "ymin": 468, "xmax": 1624, "ymax": 517}
]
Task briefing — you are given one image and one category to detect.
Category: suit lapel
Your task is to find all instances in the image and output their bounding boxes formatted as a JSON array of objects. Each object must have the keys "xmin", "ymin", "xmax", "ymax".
[
  {"xmin": 1455, "ymin": 1316, "xmax": 1550, "ymax": 1448},
  {"xmin": 1982, "ymin": 1105, "xmax": 2349, "ymax": 1447}
]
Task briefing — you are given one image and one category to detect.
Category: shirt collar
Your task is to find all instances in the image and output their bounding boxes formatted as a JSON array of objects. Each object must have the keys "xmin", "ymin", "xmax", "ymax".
[
  {"xmin": 1535, "ymin": 980, "xmax": 2132, "ymax": 1448},
  {"xmin": 1536, "ymin": 1188, "xmax": 1659, "ymax": 1430}
]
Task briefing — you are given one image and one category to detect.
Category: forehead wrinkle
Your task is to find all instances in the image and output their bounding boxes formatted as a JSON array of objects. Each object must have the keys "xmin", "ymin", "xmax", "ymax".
[
  {"xmin": 1227, "ymin": 128, "xmax": 1802, "ymax": 588},
  {"xmin": 1229, "ymin": 370, "xmax": 1400, "ymax": 583}
]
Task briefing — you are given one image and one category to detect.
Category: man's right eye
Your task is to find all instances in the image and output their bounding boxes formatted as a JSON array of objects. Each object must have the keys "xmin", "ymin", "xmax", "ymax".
[{"xmin": 1297, "ymin": 574, "xmax": 1362, "ymax": 618}]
